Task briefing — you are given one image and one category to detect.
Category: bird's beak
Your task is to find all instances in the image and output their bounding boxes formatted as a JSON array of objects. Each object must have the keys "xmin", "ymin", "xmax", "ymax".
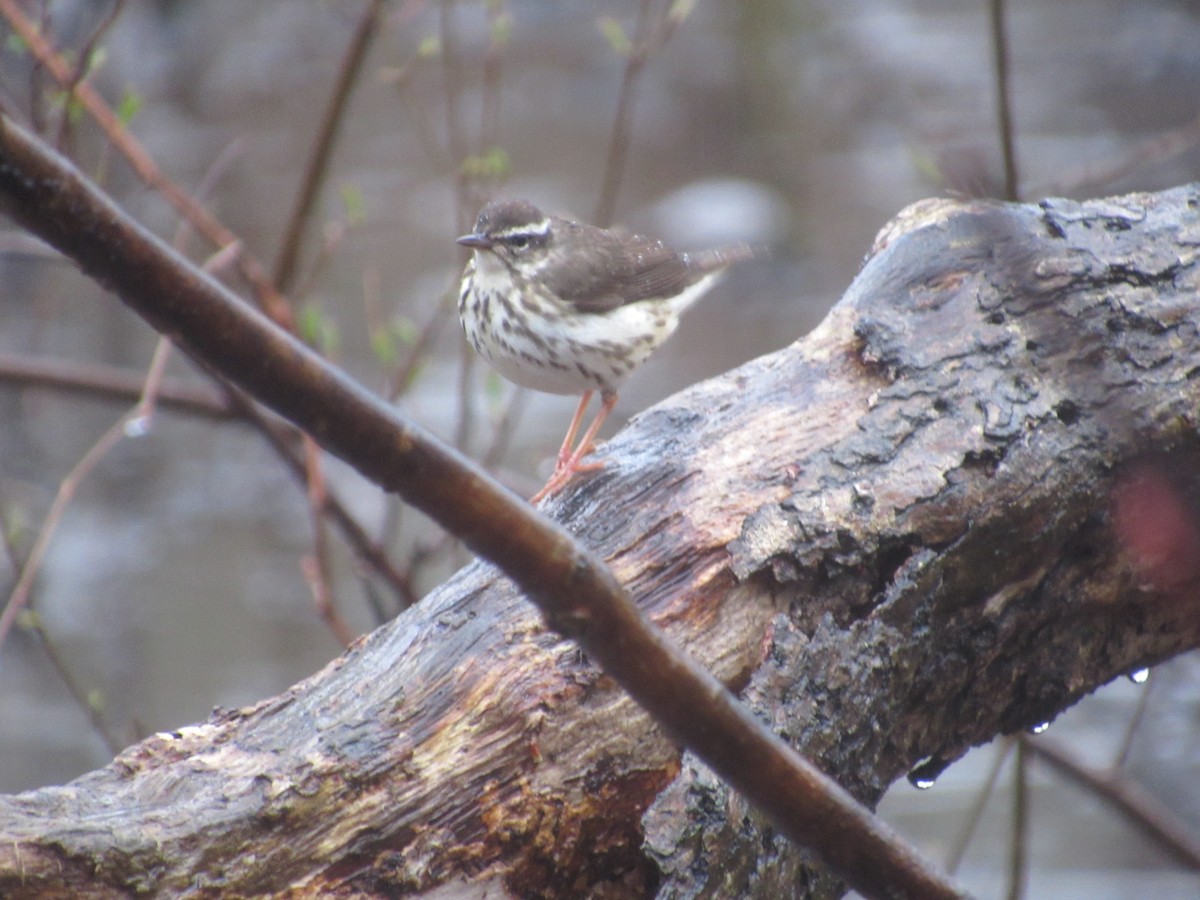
[{"xmin": 457, "ymin": 233, "xmax": 493, "ymax": 249}]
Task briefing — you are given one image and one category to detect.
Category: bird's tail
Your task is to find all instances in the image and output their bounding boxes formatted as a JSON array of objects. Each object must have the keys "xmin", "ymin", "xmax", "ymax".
[{"xmin": 685, "ymin": 242, "xmax": 759, "ymax": 274}]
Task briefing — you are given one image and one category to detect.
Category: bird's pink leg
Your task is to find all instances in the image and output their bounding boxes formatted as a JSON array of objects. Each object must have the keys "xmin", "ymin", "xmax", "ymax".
[
  {"xmin": 552, "ymin": 390, "xmax": 593, "ymax": 471},
  {"xmin": 530, "ymin": 391, "xmax": 617, "ymax": 503},
  {"xmin": 565, "ymin": 390, "xmax": 617, "ymax": 469}
]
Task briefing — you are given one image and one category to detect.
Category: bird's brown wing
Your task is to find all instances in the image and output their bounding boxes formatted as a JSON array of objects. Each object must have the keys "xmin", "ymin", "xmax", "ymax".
[{"xmin": 546, "ymin": 223, "xmax": 751, "ymax": 313}]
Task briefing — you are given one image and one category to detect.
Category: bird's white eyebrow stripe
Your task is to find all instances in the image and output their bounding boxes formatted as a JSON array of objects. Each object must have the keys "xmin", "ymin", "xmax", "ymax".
[{"xmin": 494, "ymin": 218, "xmax": 550, "ymax": 239}]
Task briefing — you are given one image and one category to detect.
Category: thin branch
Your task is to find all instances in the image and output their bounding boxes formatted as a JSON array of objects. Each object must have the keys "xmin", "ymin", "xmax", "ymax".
[
  {"xmin": 386, "ymin": 281, "xmax": 455, "ymax": 401},
  {"xmin": 1032, "ymin": 112, "xmax": 1200, "ymax": 199},
  {"xmin": 215, "ymin": 385, "xmax": 420, "ymax": 610},
  {"xmin": 301, "ymin": 435, "xmax": 356, "ymax": 647},
  {"xmin": 479, "ymin": 0, "xmax": 508, "ymax": 160},
  {"xmin": 988, "ymin": 0, "xmax": 1019, "ymax": 201},
  {"xmin": 1113, "ymin": 674, "xmax": 1154, "ymax": 770},
  {"xmin": 0, "ymin": 353, "xmax": 232, "ymax": 419},
  {"xmin": 287, "ymin": 218, "xmax": 349, "ymax": 303},
  {"xmin": 127, "ymin": 138, "xmax": 248, "ymax": 432},
  {"xmin": 1008, "ymin": 737, "xmax": 1029, "ymax": 900},
  {"xmin": 0, "ymin": 355, "xmax": 420, "ymax": 608},
  {"xmin": 18, "ymin": 612, "xmax": 126, "ymax": 755},
  {"xmin": 0, "ymin": 500, "xmax": 125, "ymax": 755},
  {"xmin": 0, "ymin": 0, "xmax": 294, "ymax": 328},
  {"xmin": 52, "ymin": 0, "xmax": 125, "ymax": 152},
  {"xmin": 170, "ymin": 136, "xmax": 248, "ymax": 259},
  {"xmin": 127, "ymin": 334, "xmax": 173, "ymax": 429},
  {"xmin": 273, "ymin": 0, "xmax": 384, "ymax": 294},
  {"xmin": 0, "ymin": 110, "xmax": 965, "ymax": 900},
  {"xmin": 946, "ymin": 737, "xmax": 1015, "ymax": 873},
  {"xmin": 439, "ymin": 0, "xmax": 469, "ymax": 228},
  {"xmin": 594, "ymin": 0, "xmax": 656, "ymax": 228},
  {"xmin": 594, "ymin": 0, "xmax": 693, "ymax": 227},
  {"xmin": 0, "ymin": 414, "xmax": 130, "ymax": 648},
  {"xmin": 1027, "ymin": 736, "xmax": 1200, "ymax": 870},
  {"xmin": 480, "ymin": 383, "xmax": 527, "ymax": 472}
]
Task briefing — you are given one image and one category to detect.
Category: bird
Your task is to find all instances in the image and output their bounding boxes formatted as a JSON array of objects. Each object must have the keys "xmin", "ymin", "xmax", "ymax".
[{"xmin": 457, "ymin": 198, "xmax": 752, "ymax": 502}]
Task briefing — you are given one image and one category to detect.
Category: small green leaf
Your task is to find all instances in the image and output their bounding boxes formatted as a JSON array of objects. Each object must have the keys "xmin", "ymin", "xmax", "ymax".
[
  {"xmin": 4, "ymin": 505, "xmax": 27, "ymax": 546},
  {"xmin": 597, "ymin": 16, "xmax": 632, "ymax": 57},
  {"xmin": 668, "ymin": 0, "xmax": 697, "ymax": 26},
  {"xmin": 48, "ymin": 90, "xmax": 86, "ymax": 123},
  {"xmin": 116, "ymin": 87, "xmax": 142, "ymax": 126},
  {"xmin": 417, "ymin": 34, "xmax": 440, "ymax": 59},
  {"xmin": 373, "ymin": 317, "xmax": 418, "ymax": 366},
  {"xmin": 15, "ymin": 609, "xmax": 39, "ymax": 631},
  {"xmin": 909, "ymin": 147, "xmax": 942, "ymax": 186},
  {"xmin": 460, "ymin": 146, "xmax": 510, "ymax": 180},
  {"xmin": 339, "ymin": 183, "xmax": 366, "ymax": 227},
  {"xmin": 371, "ymin": 326, "xmax": 396, "ymax": 365},
  {"xmin": 489, "ymin": 11, "xmax": 512, "ymax": 47},
  {"xmin": 483, "ymin": 371, "xmax": 506, "ymax": 409},
  {"xmin": 391, "ymin": 315, "xmax": 417, "ymax": 347},
  {"xmin": 85, "ymin": 45, "xmax": 108, "ymax": 77},
  {"xmin": 298, "ymin": 305, "xmax": 340, "ymax": 355},
  {"xmin": 6, "ymin": 32, "xmax": 29, "ymax": 54},
  {"xmin": 403, "ymin": 358, "xmax": 426, "ymax": 390},
  {"xmin": 87, "ymin": 689, "xmax": 106, "ymax": 714},
  {"xmin": 298, "ymin": 306, "xmax": 322, "ymax": 344}
]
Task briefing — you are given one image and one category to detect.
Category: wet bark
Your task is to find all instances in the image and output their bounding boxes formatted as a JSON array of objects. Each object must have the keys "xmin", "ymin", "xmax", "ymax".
[{"xmin": 2, "ymin": 186, "xmax": 1200, "ymax": 898}]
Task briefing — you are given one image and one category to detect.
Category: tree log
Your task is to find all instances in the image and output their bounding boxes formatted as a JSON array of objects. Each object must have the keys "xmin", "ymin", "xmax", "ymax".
[{"xmin": 2, "ymin": 186, "xmax": 1200, "ymax": 898}]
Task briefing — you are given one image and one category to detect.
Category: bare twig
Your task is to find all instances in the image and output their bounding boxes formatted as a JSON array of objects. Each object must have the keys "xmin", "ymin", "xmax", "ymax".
[
  {"xmin": 946, "ymin": 737, "xmax": 1015, "ymax": 873},
  {"xmin": 0, "ymin": 500, "xmax": 126, "ymax": 755},
  {"xmin": 0, "ymin": 414, "xmax": 130, "ymax": 648},
  {"xmin": 0, "ymin": 0, "xmax": 294, "ymax": 328},
  {"xmin": 301, "ymin": 435, "xmax": 356, "ymax": 647},
  {"xmin": 127, "ymin": 140, "xmax": 248, "ymax": 432},
  {"xmin": 594, "ymin": 0, "xmax": 656, "ymax": 228},
  {"xmin": 1008, "ymin": 737, "xmax": 1029, "ymax": 900},
  {"xmin": 214, "ymin": 385, "xmax": 419, "ymax": 609},
  {"xmin": 52, "ymin": 0, "xmax": 125, "ymax": 152},
  {"xmin": 439, "ymin": 0, "xmax": 479, "ymax": 458},
  {"xmin": 1113, "ymin": 674, "xmax": 1154, "ymax": 770},
  {"xmin": 439, "ymin": 0, "xmax": 469, "ymax": 227},
  {"xmin": 594, "ymin": 0, "xmax": 693, "ymax": 227},
  {"xmin": 386, "ymin": 280, "xmax": 456, "ymax": 401},
  {"xmin": 479, "ymin": 0, "xmax": 508, "ymax": 161},
  {"xmin": 273, "ymin": 0, "xmax": 385, "ymax": 294},
  {"xmin": 1032, "ymin": 112, "xmax": 1200, "ymax": 198},
  {"xmin": 0, "ymin": 349, "xmax": 417, "ymax": 607},
  {"xmin": 988, "ymin": 0, "xmax": 1019, "ymax": 201},
  {"xmin": 0, "ymin": 351, "xmax": 419, "ymax": 607},
  {"xmin": 17, "ymin": 613, "xmax": 126, "ymax": 755},
  {"xmin": 171, "ymin": 136, "xmax": 248, "ymax": 259},
  {"xmin": 287, "ymin": 219, "xmax": 350, "ymax": 303},
  {"xmin": 0, "ymin": 353, "xmax": 232, "ymax": 418},
  {"xmin": 127, "ymin": 335, "xmax": 173, "ymax": 430},
  {"xmin": 0, "ymin": 110, "xmax": 965, "ymax": 900},
  {"xmin": 480, "ymin": 384, "xmax": 527, "ymax": 472},
  {"xmin": 1027, "ymin": 736, "xmax": 1200, "ymax": 870}
]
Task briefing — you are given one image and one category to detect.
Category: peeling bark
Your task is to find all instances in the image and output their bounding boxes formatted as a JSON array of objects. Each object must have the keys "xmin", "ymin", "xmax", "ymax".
[{"xmin": 2, "ymin": 186, "xmax": 1200, "ymax": 898}]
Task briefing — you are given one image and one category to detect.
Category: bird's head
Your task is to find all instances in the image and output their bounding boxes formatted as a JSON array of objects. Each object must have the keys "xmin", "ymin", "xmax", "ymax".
[{"xmin": 457, "ymin": 199, "xmax": 554, "ymax": 277}]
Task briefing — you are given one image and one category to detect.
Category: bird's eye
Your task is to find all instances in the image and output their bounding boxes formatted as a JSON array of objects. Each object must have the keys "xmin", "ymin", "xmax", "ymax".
[{"xmin": 508, "ymin": 234, "xmax": 529, "ymax": 250}]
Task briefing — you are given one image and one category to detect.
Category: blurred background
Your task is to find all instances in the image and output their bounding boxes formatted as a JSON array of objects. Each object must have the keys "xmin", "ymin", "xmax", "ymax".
[{"xmin": 0, "ymin": 1, "xmax": 1197, "ymax": 897}]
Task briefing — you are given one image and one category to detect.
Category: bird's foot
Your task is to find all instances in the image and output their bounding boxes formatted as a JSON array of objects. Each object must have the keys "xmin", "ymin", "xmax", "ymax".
[{"xmin": 530, "ymin": 450, "xmax": 606, "ymax": 504}]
